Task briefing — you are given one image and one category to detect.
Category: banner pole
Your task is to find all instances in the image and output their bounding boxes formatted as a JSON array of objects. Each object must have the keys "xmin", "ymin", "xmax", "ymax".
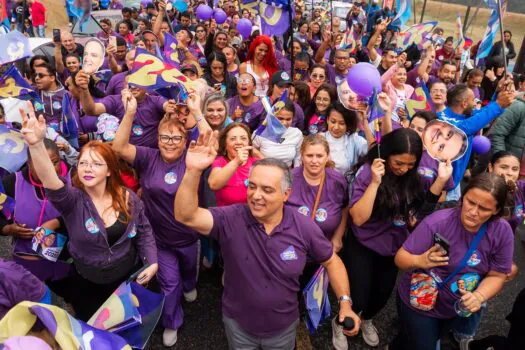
[
  {"xmin": 289, "ymin": 0, "xmax": 294, "ymax": 79},
  {"xmin": 496, "ymin": 0, "xmax": 507, "ymax": 76}
]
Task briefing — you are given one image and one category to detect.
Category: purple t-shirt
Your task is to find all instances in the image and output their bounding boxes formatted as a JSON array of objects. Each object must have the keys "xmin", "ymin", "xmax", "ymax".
[
  {"xmin": 398, "ymin": 208, "xmax": 514, "ymax": 319},
  {"xmin": 209, "ymin": 204, "xmax": 333, "ymax": 338},
  {"xmin": 227, "ymin": 96, "xmax": 266, "ymax": 130},
  {"xmin": 508, "ymin": 180, "xmax": 525, "ymax": 231},
  {"xmin": 105, "ymin": 71, "xmax": 128, "ymax": 96},
  {"xmin": 349, "ymin": 163, "xmax": 409, "ymax": 256},
  {"xmin": 417, "ymin": 151, "xmax": 455, "ymax": 192},
  {"xmin": 0, "ymin": 258, "xmax": 46, "ymax": 320},
  {"xmin": 101, "ymin": 56, "xmax": 126, "ymax": 71},
  {"xmin": 287, "ymin": 167, "xmax": 348, "ymax": 240},
  {"xmin": 45, "ymin": 182, "xmax": 158, "ymax": 269},
  {"xmin": 326, "ymin": 64, "xmax": 347, "ymax": 86},
  {"xmin": 133, "ymin": 146, "xmax": 199, "ymax": 247},
  {"xmin": 101, "ymin": 94, "xmax": 166, "ymax": 148}
]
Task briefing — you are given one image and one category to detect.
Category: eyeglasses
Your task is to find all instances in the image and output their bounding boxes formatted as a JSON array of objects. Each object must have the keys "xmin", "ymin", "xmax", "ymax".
[
  {"xmin": 311, "ymin": 74, "xmax": 325, "ymax": 80},
  {"xmin": 159, "ymin": 135, "xmax": 184, "ymax": 144},
  {"xmin": 238, "ymin": 78, "xmax": 253, "ymax": 84},
  {"xmin": 78, "ymin": 161, "xmax": 106, "ymax": 169},
  {"xmin": 34, "ymin": 73, "xmax": 50, "ymax": 78}
]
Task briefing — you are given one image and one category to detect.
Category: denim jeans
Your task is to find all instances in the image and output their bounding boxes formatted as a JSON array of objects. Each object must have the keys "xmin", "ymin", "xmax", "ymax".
[
  {"xmin": 452, "ymin": 306, "xmax": 485, "ymax": 339},
  {"xmin": 34, "ymin": 24, "xmax": 45, "ymax": 38},
  {"xmin": 390, "ymin": 294, "xmax": 455, "ymax": 350}
]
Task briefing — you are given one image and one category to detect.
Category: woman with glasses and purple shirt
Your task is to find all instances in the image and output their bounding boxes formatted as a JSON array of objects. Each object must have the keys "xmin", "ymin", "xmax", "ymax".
[
  {"xmin": 191, "ymin": 24, "xmax": 208, "ymax": 68},
  {"xmin": 112, "ymin": 91, "xmax": 210, "ymax": 347}
]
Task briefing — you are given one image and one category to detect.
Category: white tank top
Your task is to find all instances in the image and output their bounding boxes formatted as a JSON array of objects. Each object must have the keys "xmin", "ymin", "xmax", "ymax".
[{"xmin": 246, "ymin": 61, "xmax": 269, "ymax": 97}]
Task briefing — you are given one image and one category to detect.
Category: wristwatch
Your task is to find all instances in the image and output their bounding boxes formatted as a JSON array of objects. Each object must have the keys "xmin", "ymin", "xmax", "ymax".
[{"xmin": 338, "ymin": 295, "xmax": 353, "ymax": 305}]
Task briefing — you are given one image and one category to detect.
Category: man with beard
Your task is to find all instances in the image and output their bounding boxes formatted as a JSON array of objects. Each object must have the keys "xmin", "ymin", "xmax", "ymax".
[
  {"xmin": 440, "ymin": 83, "xmax": 515, "ymax": 201},
  {"xmin": 60, "ymin": 32, "xmax": 84, "ymax": 65}
]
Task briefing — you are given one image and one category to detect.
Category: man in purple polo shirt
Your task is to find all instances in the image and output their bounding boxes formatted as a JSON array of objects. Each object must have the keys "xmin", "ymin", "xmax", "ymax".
[
  {"xmin": 175, "ymin": 131, "xmax": 361, "ymax": 349},
  {"xmin": 314, "ymin": 31, "xmax": 355, "ymax": 85}
]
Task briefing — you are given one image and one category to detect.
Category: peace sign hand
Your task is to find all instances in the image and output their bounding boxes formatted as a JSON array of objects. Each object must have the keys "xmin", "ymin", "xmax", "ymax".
[{"xmin": 20, "ymin": 102, "xmax": 46, "ymax": 146}]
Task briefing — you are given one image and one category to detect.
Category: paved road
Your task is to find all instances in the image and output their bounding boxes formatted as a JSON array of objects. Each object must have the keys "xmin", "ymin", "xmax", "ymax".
[{"xmin": 2, "ymin": 231, "xmax": 524, "ymax": 350}]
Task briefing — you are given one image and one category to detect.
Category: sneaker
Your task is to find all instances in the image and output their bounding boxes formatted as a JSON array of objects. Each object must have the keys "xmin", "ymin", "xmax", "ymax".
[
  {"xmin": 184, "ymin": 288, "xmax": 197, "ymax": 303},
  {"xmin": 361, "ymin": 319, "xmax": 379, "ymax": 347},
  {"xmin": 459, "ymin": 337, "xmax": 473, "ymax": 350},
  {"xmin": 163, "ymin": 328, "xmax": 178, "ymax": 347},
  {"xmin": 331, "ymin": 317, "xmax": 348, "ymax": 350}
]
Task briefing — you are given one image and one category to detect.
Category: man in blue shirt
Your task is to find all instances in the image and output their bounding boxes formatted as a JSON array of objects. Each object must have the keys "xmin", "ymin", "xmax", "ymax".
[{"xmin": 439, "ymin": 82, "xmax": 515, "ymax": 200}]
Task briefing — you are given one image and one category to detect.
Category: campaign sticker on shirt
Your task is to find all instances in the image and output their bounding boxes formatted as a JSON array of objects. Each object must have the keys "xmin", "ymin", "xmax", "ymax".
[
  {"xmin": 514, "ymin": 204, "xmax": 523, "ymax": 219},
  {"xmin": 132, "ymin": 124, "xmax": 144, "ymax": 136},
  {"xmin": 85, "ymin": 218, "xmax": 100, "ymax": 235},
  {"xmin": 34, "ymin": 101, "xmax": 44, "ymax": 112},
  {"xmin": 244, "ymin": 179, "xmax": 249, "ymax": 187},
  {"xmin": 335, "ymin": 75, "xmax": 344, "ymax": 85},
  {"xmin": 52, "ymin": 101, "xmax": 62, "ymax": 111},
  {"xmin": 280, "ymin": 245, "xmax": 298, "ymax": 261},
  {"xmin": 315, "ymin": 208, "xmax": 328, "ymax": 222},
  {"xmin": 466, "ymin": 250, "xmax": 481, "ymax": 267},
  {"xmin": 430, "ymin": 270, "xmax": 443, "ymax": 283},
  {"xmin": 309, "ymin": 124, "xmax": 318, "ymax": 134},
  {"xmin": 244, "ymin": 112, "xmax": 252, "ymax": 123},
  {"xmin": 164, "ymin": 171, "xmax": 177, "ymax": 185},
  {"xmin": 451, "ymin": 273, "xmax": 480, "ymax": 295},
  {"xmin": 281, "ymin": 72, "xmax": 290, "ymax": 80},
  {"xmin": 298, "ymin": 206, "xmax": 310, "ymax": 216},
  {"xmin": 127, "ymin": 224, "xmax": 137, "ymax": 238},
  {"xmin": 392, "ymin": 215, "xmax": 406, "ymax": 227},
  {"xmin": 418, "ymin": 167, "xmax": 435, "ymax": 179},
  {"xmin": 438, "ymin": 55, "xmax": 444, "ymax": 61}
]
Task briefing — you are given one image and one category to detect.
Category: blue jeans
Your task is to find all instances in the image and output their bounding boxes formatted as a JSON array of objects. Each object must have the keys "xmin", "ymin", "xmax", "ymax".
[
  {"xmin": 452, "ymin": 306, "xmax": 485, "ymax": 339},
  {"xmin": 34, "ymin": 24, "xmax": 45, "ymax": 38},
  {"xmin": 390, "ymin": 294, "xmax": 456, "ymax": 350}
]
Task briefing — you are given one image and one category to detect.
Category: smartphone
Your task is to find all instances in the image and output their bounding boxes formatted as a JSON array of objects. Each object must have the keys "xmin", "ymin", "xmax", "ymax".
[
  {"xmin": 214, "ymin": 83, "xmax": 222, "ymax": 91},
  {"xmin": 109, "ymin": 35, "xmax": 117, "ymax": 48},
  {"xmin": 433, "ymin": 232, "xmax": 450, "ymax": 256},
  {"xmin": 127, "ymin": 264, "xmax": 150, "ymax": 283},
  {"xmin": 53, "ymin": 28, "xmax": 61, "ymax": 43}
]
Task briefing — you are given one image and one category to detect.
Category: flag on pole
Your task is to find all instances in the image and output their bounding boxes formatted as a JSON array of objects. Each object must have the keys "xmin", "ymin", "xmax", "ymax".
[
  {"xmin": 163, "ymin": 32, "xmax": 181, "ymax": 68},
  {"xmin": 0, "ymin": 125, "xmax": 28, "ymax": 173},
  {"xmin": 240, "ymin": 0, "xmax": 291, "ymax": 36},
  {"xmin": 476, "ymin": 0, "xmax": 507, "ymax": 65},
  {"xmin": 391, "ymin": 0, "xmax": 412, "ymax": 29},
  {"xmin": 65, "ymin": 0, "xmax": 92, "ymax": 29},
  {"xmin": 337, "ymin": 25, "xmax": 357, "ymax": 51},
  {"xmin": 453, "ymin": 13, "xmax": 464, "ymax": 49},
  {"xmin": 0, "ymin": 66, "xmax": 39, "ymax": 101},
  {"xmin": 254, "ymin": 96, "xmax": 287, "ymax": 143}
]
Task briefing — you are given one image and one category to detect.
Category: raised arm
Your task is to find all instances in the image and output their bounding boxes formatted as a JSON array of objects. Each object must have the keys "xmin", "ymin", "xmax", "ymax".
[
  {"xmin": 417, "ymin": 45, "xmax": 434, "ymax": 83},
  {"xmin": 349, "ymin": 159, "xmax": 384, "ymax": 226},
  {"xmin": 106, "ymin": 45, "xmax": 123, "ymax": 74},
  {"xmin": 112, "ymin": 89, "xmax": 138, "ymax": 164},
  {"xmin": 54, "ymin": 42, "xmax": 65, "ymax": 74},
  {"xmin": 75, "ymin": 71, "xmax": 107, "ymax": 115},
  {"xmin": 20, "ymin": 103, "xmax": 64, "ymax": 190},
  {"xmin": 153, "ymin": 0, "xmax": 166, "ymax": 46},
  {"xmin": 174, "ymin": 130, "xmax": 218, "ymax": 235},
  {"xmin": 314, "ymin": 30, "xmax": 331, "ymax": 63}
]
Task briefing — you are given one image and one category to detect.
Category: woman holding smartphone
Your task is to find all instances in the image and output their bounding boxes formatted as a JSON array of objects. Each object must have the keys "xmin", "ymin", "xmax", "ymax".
[{"xmin": 19, "ymin": 102, "xmax": 158, "ymax": 321}]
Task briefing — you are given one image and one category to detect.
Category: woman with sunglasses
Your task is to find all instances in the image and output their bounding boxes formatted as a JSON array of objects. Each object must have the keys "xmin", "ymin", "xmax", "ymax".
[
  {"xmin": 191, "ymin": 24, "xmax": 208, "ymax": 68},
  {"xmin": 308, "ymin": 64, "xmax": 328, "ymax": 98},
  {"xmin": 19, "ymin": 102, "xmax": 158, "ymax": 322},
  {"xmin": 112, "ymin": 90, "xmax": 209, "ymax": 347}
]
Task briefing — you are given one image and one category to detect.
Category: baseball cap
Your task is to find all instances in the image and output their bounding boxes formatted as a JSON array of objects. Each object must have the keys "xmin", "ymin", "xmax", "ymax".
[
  {"xmin": 180, "ymin": 64, "xmax": 198, "ymax": 75},
  {"xmin": 271, "ymin": 71, "xmax": 292, "ymax": 87},
  {"xmin": 146, "ymin": 3, "xmax": 155, "ymax": 9}
]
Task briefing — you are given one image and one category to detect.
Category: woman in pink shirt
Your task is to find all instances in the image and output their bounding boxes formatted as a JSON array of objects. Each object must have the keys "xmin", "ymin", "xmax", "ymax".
[{"xmin": 208, "ymin": 123, "xmax": 258, "ymax": 206}]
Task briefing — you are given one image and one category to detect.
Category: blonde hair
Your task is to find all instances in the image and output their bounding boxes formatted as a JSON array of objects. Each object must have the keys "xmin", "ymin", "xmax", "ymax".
[{"xmin": 300, "ymin": 134, "xmax": 335, "ymax": 169}]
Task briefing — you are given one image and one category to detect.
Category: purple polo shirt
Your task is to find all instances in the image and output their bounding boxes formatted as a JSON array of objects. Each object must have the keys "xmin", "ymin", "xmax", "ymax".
[
  {"xmin": 45, "ymin": 182, "xmax": 158, "ymax": 269},
  {"xmin": 209, "ymin": 204, "xmax": 333, "ymax": 338},
  {"xmin": 287, "ymin": 167, "xmax": 348, "ymax": 240},
  {"xmin": 101, "ymin": 56, "xmax": 126, "ymax": 71},
  {"xmin": 417, "ymin": 151, "xmax": 454, "ymax": 192},
  {"xmin": 133, "ymin": 147, "xmax": 199, "ymax": 247},
  {"xmin": 326, "ymin": 64, "xmax": 347, "ymax": 86},
  {"xmin": 0, "ymin": 259, "xmax": 46, "ymax": 319},
  {"xmin": 101, "ymin": 94, "xmax": 166, "ymax": 148},
  {"xmin": 509, "ymin": 180, "xmax": 525, "ymax": 231},
  {"xmin": 398, "ymin": 208, "xmax": 513, "ymax": 319},
  {"xmin": 349, "ymin": 163, "xmax": 409, "ymax": 256},
  {"xmin": 105, "ymin": 71, "xmax": 128, "ymax": 96},
  {"xmin": 227, "ymin": 96, "xmax": 266, "ymax": 130}
]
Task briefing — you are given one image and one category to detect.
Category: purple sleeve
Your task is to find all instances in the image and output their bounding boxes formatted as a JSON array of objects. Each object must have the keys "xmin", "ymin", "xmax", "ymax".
[
  {"xmin": 132, "ymin": 146, "xmax": 156, "ymax": 174},
  {"xmin": 349, "ymin": 164, "xmax": 371, "ymax": 207},
  {"xmin": 133, "ymin": 193, "xmax": 158, "ymax": 265},
  {"xmin": 292, "ymin": 103, "xmax": 305, "ymax": 131},
  {"xmin": 305, "ymin": 223, "xmax": 334, "ymax": 264},
  {"xmin": 100, "ymin": 95, "xmax": 121, "ymax": 116},
  {"xmin": 0, "ymin": 260, "xmax": 46, "ymax": 314},
  {"xmin": 208, "ymin": 204, "xmax": 242, "ymax": 242},
  {"xmin": 488, "ymin": 221, "xmax": 514, "ymax": 274},
  {"xmin": 402, "ymin": 219, "xmax": 434, "ymax": 255},
  {"xmin": 152, "ymin": 95, "xmax": 167, "ymax": 114},
  {"xmin": 45, "ymin": 181, "xmax": 81, "ymax": 216}
]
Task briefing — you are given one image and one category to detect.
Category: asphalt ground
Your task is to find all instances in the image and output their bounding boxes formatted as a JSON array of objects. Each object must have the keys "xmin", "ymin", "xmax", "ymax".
[{"xmin": 1, "ymin": 229, "xmax": 524, "ymax": 350}]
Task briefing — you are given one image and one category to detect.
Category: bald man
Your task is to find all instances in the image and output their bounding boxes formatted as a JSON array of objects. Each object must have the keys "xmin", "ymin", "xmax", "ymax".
[{"xmin": 60, "ymin": 32, "xmax": 84, "ymax": 65}]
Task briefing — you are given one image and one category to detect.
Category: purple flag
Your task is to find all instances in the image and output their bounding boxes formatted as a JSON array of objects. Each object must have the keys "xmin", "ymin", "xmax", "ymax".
[
  {"xmin": 0, "ymin": 30, "xmax": 32, "ymax": 65},
  {"xmin": 0, "ymin": 125, "xmax": 28, "ymax": 173},
  {"xmin": 0, "ymin": 66, "xmax": 38, "ymax": 100},
  {"xmin": 303, "ymin": 266, "xmax": 331, "ymax": 334}
]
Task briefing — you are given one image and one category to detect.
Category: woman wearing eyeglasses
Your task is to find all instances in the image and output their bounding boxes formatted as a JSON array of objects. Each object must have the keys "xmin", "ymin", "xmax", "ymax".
[
  {"xmin": 112, "ymin": 91, "xmax": 210, "ymax": 347},
  {"xmin": 304, "ymin": 83, "xmax": 337, "ymax": 135},
  {"xmin": 191, "ymin": 24, "xmax": 208, "ymax": 68},
  {"xmin": 19, "ymin": 102, "xmax": 158, "ymax": 323}
]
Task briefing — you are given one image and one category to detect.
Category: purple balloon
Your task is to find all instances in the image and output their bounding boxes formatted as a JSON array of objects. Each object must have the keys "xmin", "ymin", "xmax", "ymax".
[
  {"xmin": 214, "ymin": 9, "xmax": 227, "ymax": 24},
  {"xmin": 196, "ymin": 4, "xmax": 213, "ymax": 21},
  {"xmin": 237, "ymin": 18, "xmax": 252, "ymax": 38},
  {"xmin": 472, "ymin": 135, "xmax": 491, "ymax": 154},
  {"xmin": 346, "ymin": 62, "xmax": 382, "ymax": 98}
]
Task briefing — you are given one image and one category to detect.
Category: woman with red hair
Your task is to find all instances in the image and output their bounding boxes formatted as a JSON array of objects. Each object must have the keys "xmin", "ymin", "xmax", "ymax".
[{"xmin": 239, "ymin": 35, "xmax": 278, "ymax": 97}]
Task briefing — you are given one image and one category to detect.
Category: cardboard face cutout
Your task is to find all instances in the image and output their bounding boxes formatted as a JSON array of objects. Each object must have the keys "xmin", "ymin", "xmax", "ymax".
[
  {"xmin": 422, "ymin": 119, "xmax": 468, "ymax": 162},
  {"xmin": 337, "ymin": 80, "xmax": 358, "ymax": 110},
  {"xmin": 82, "ymin": 38, "xmax": 105, "ymax": 74}
]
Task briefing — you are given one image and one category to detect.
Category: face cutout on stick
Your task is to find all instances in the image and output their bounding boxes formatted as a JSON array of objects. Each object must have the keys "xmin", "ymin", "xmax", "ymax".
[
  {"xmin": 83, "ymin": 38, "xmax": 106, "ymax": 74},
  {"xmin": 422, "ymin": 119, "xmax": 468, "ymax": 162}
]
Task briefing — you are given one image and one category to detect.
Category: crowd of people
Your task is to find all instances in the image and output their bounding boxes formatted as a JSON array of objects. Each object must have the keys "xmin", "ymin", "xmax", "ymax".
[{"xmin": 1, "ymin": 0, "xmax": 525, "ymax": 349}]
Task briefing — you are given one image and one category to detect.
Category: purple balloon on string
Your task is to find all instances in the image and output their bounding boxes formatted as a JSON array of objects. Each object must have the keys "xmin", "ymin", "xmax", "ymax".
[
  {"xmin": 214, "ymin": 9, "xmax": 227, "ymax": 24},
  {"xmin": 346, "ymin": 62, "xmax": 382, "ymax": 98},
  {"xmin": 472, "ymin": 135, "xmax": 491, "ymax": 154},
  {"xmin": 237, "ymin": 18, "xmax": 252, "ymax": 38},
  {"xmin": 196, "ymin": 4, "xmax": 213, "ymax": 21}
]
